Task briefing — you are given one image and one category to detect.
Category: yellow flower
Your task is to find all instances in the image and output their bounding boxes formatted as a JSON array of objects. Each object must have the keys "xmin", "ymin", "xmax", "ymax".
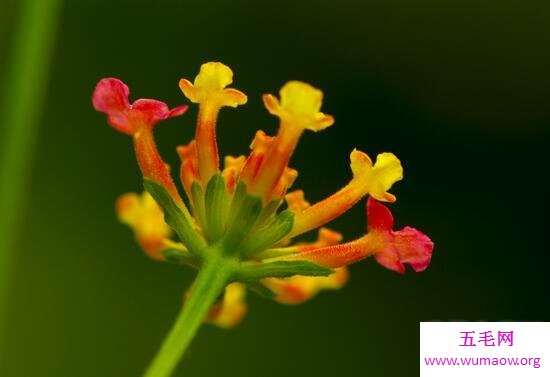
[
  {"xmin": 179, "ymin": 62, "xmax": 247, "ymax": 108},
  {"xmin": 206, "ymin": 283, "xmax": 248, "ymax": 329},
  {"xmin": 263, "ymin": 81, "xmax": 334, "ymax": 131},
  {"xmin": 179, "ymin": 62, "xmax": 248, "ymax": 185},
  {"xmin": 242, "ymin": 81, "xmax": 334, "ymax": 202},
  {"xmin": 288, "ymin": 149, "xmax": 403, "ymax": 238},
  {"xmin": 350, "ymin": 149, "xmax": 403, "ymax": 202},
  {"xmin": 115, "ymin": 192, "xmax": 176, "ymax": 260}
]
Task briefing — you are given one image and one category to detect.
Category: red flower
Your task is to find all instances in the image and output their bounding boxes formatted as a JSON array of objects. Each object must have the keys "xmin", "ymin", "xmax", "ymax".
[{"xmin": 92, "ymin": 78, "xmax": 187, "ymax": 135}]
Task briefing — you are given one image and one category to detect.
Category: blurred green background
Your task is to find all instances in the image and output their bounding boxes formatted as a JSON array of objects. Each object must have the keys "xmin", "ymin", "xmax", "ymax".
[{"xmin": 0, "ymin": 0, "xmax": 548, "ymax": 376}]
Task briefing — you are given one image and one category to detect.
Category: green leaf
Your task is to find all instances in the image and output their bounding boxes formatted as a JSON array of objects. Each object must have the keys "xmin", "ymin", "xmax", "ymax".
[
  {"xmin": 236, "ymin": 260, "xmax": 333, "ymax": 280},
  {"xmin": 143, "ymin": 178, "xmax": 206, "ymax": 255},
  {"xmin": 204, "ymin": 174, "xmax": 229, "ymax": 242},
  {"xmin": 240, "ymin": 210, "xmax": 294, "ymax": 258}
]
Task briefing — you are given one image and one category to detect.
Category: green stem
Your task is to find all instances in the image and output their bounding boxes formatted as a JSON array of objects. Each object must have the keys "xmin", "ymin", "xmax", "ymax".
[
  {"xmin": 0, "ymin": 0, "xmax": 62, "ymax": 357},
  {"xmin": 144, "ymin": 257, "xmax": 232, "ymax": 377}
]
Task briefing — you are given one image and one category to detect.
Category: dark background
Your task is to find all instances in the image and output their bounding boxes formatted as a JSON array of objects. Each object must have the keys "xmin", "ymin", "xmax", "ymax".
[{"xmin": 0, "ymin": 0, "xmax": 548, "ymax": 376}]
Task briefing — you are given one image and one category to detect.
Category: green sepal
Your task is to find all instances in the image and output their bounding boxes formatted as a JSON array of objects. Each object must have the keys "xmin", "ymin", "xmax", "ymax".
[
  {"xmin": 143, "ymin": 178, "xmax": 206, "ymax": 255},
  {"xmin": 236, "ymin": 260, "xmax": 333, "ymax": 280},
  {"xmin": 223, "ymin": 182, "xmax": 262, "ymax": 251},
  {"xmin": 251, "ymin": 247, "xmax": 297, "ymax": 260},
  {"xmin": 255, "ymin": 198, "xmax": 282, "ymax": 227},
  {"xmin": 240, "ymin": 210, "xmax": 294, "ymax": 258},
  {"xmin": 190, "ymin": 182, "xmax": 207, "ymax": 231},
  {"xmin": 162, "ymin": 248, "xmax": 200, "ymax": 269},
  {"xmin": 245, "ymin": 281, "xmax": 277, "ymax": 300},
  {"xmin": 204, "ymin": 174, "xmax": 229, "ymax": 242}
]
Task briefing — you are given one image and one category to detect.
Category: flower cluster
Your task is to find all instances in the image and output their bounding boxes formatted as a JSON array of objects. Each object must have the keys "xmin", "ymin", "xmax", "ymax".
[{"xmin": 93, "ymin": 62, "xmax": 434, "ymax": 328}]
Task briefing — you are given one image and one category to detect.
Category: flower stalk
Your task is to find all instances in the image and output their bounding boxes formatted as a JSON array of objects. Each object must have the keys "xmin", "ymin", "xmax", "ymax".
[{"xmin": 144, "ymin": 253, "xmax": 235, "ymax": 377}]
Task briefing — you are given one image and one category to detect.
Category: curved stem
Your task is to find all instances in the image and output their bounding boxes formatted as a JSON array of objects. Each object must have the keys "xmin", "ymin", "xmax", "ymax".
[{"xmin": 143, "ymin": 257, "xmax": 232, "ymax": 377}]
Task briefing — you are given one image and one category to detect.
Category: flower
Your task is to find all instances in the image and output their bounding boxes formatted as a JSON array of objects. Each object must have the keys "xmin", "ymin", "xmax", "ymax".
[
  {"xmin": 116, "ymin": 191, "xmax": 174, "ymax": 260},
  {"xmin": 240, "ymin": 81, "xmax": 334, "ymax": 202},
  {"xmin": 179, "ymin": 62, "xmax": 247, "ymax": 185},
  {"xmin": 92, "ymin": 78, "xmax": 188, "ymax": 135},
  {"xmin": 206, "ymin": 283, "xmax": 248, "ymax": 328},
  {"xmin": 92, "ymin": 78, "xmax": 188, "ymax": 208},
  {"xmin": 272, "ymin": 198, "xmax": 434, "ymax": 274},
  {"xmin": 93, "ymin": 62, "xmax": 434, "ymax": 329}
]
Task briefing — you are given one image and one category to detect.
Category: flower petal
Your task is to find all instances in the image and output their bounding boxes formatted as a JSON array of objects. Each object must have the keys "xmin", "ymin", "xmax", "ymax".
[
  {"xmin": 132, "ymin": 99, "xmax": 187, "ymax": 128},
  {"xmin": 285, "ymin": 190, "xmax": 311, "ymax": 213},
  {"xmin": 92, "ymin": 78, "xmax": 131, "ymax": 134},
  {"xmin": 350, "ymin": 149, "xmax": 403, "ymax": 203},
  {"xmin": 375, "ymin": 226, "xmax": 434, "ymax": 273},
  {"xmin": 366, "ymin": 196, "xmax": 394, "ymax": 231},
  {"xmin": 263, "ymin": 81, "xmax": 334, "ymax": 131},
  {"xmin": 93, "ymin": 78, "xmax": 188, "ymax": 134},
  {"xmin": 179, "ymin": 62, "xmax": 247, "ymax": 107},
  {"xmin": 222, "ymin": 155, "xmax": 246, "ymax": 194},
  {"xmin": 367, "ymin": 199, "xmax": 434, "ymax": 273}
]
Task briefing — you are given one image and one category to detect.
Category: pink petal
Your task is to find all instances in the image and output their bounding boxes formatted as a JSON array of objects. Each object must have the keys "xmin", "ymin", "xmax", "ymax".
[
  {"xmin": 391, "ymin": 226, "xmax": 434, "ymax": 272},
  {"xmin": 132, "ymin": 99, "xmax": 188, "ymax": 127},
  {"xmin": 92, "ymin": 78, "xmax": 130, "ymax": 112},
  {"xmin": 92, "ymin": 78, "xmax": 132, "ymax": 134},
  {"xmin": 374, "ymin": 226, "xmax": 433, "ymax": 273},
  {"xmin": 367, "ymin": 197, "xmax": 394, "ymax": 232},
  {"xmin": 374, "ymin": 246, "xmax": 406, "ymax": 274},
  {"xmin": 168, "ymin": 105, "xmax": 189, "ymax": 117},
  {"xmin": 93, "ymin": 79, "xmax": 188, "ymax": 134}
]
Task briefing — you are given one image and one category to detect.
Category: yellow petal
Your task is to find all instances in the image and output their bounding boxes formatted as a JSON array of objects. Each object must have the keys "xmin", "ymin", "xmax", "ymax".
[
  {"xmin": 194, "ymin": 62, "xmax": 234, "ymax": 91},
  {"xmin": 263, "ymin": 81, "xmax": 334, "ymax": 132},
  {"xmin": 316, "ymin": 228, "xmax": 344, "ymax": 247},
  {"xmin": 115, "ymin": 192, "xmax": 173, "ymax": 260},
  {"xmin": 262, "ymin": 267, "xmax": 349, "ymax": 305},
  {"xmin": 179, "ymin": 62, "xmax": 247, "ymax": 107},
  {"xmin": 222, "ymin": 155, "xmax": 246, "ymax": 194},
  {"xmin": 350, "ymin": 149, "xmax": 403, "ymax": 202},
  {"xmin": 285, "ymin": 190, "xmax": 311, "ymax": 213},
  {"xmin": 206, "ymin": 283, "xmax": 248, "ymax": 329}
]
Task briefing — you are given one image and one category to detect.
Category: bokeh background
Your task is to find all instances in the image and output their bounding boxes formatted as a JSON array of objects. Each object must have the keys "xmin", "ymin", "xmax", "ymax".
[{"xmin": 0, "ymin": 0, "xmax": 549, "ymax": 376}]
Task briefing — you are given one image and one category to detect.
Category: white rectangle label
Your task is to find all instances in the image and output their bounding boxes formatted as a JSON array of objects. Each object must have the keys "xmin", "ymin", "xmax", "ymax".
[{"xmin": 420, "ymin": 322, "xmax": 549, "ymax": 376}]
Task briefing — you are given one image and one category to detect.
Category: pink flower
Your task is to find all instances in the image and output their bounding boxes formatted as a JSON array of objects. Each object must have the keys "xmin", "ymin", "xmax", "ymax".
[
  {"xmin": 92, "ymin": 78, "xmax": 187, "ymax": 135},
  {"xmin": 274, "ymin": 197, "xmax": 433, "ymax": 274},
  {"xmin": 367, "ymin": 197, "xmax": 434, "ymax": 273}
]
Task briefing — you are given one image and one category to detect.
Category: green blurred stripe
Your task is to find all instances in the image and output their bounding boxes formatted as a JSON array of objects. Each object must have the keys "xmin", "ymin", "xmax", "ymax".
[{"xmin": 0, "ymin": 0, "xmax": 62, "ymax": 356}]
